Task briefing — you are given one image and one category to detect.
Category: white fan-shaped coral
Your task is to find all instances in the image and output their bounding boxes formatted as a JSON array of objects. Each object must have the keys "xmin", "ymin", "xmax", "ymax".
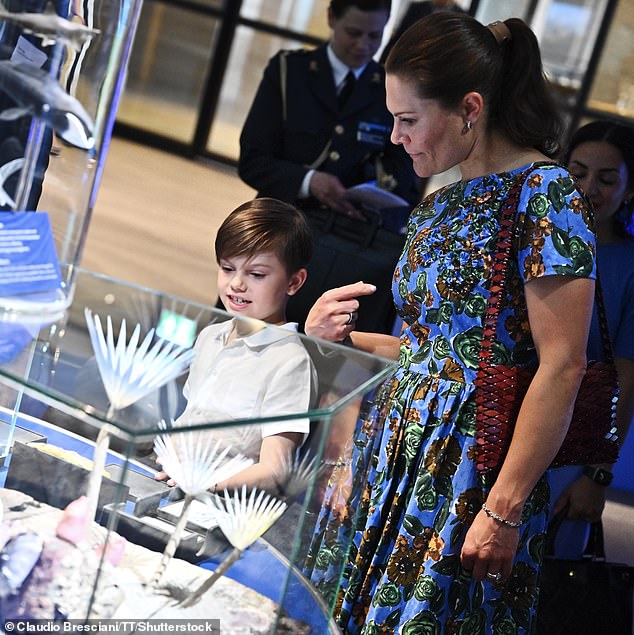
[
  {"xmin": 85, "ymin": 308, "xmax": 195, "ymax": 411},
  {"xmin": 207, "ymin": 485, "xmax": 287, "ymax": 551},
  {"xmin": 274, "ymin": 450, "xmax": 326, "ymax": 500},
  {"xmin": 178, "ymin": 485, "xmax": 287, "ymax": 607},
  {"xmin": 150, "ymin": 423, "xmax": 253, "ymax": 587},
  {"xmin": 153, "ymin": 422, "xmax": 253, "ymax": 496}
]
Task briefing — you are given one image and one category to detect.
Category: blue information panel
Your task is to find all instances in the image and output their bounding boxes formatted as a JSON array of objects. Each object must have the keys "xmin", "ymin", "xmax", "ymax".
[{"xmin": 0, "ymin": 212, "xmax": 62, "ymax": 296}]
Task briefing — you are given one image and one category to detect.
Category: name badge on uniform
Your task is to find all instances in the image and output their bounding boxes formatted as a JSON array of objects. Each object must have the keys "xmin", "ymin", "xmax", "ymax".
[
  {"xmin": 357, "ymin": 121, "xmax": 390, "ymax": 146},
  {"xmin": 0, "ymin": 211, "xmax": 63, "ymax": 296}
]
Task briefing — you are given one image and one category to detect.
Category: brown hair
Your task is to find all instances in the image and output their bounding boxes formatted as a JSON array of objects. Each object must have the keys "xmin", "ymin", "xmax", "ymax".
[
  {"xmin": 385, "ymin": 13, "xmax": 562, "ymax": 157},
  {"xmin": 215, "ymin": 198, "xmax": 312, "ymax": 273},
  {"xmin": 564, "ymin": 119, "xmax": 634, "ymax": 238}
]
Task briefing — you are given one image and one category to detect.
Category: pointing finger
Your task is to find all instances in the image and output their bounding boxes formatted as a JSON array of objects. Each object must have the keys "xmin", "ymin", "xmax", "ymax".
[{"xmin": 323, "ymin": 282, "xmax": 377, "ymax": 302}]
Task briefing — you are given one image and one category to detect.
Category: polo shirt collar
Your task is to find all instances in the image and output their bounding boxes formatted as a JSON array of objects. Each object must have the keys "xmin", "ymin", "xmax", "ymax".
[{"xmin": 214, "ymin": 318, "xmax": 300, "ymax": 348}]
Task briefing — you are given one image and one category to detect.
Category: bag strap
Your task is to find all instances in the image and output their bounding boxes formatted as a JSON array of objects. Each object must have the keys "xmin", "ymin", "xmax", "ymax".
[
  {"xmin": 478, "ymin": 169, "xmax": 527, "ymax": 365},
  {"xmin": 479, "ymin": 165, "xmax": 614, "ymax": 366},
  {"xmin": 584, "ymin": 518, "xmax": 607, "ymax": 560},
  {"xmin": 544, "ymin": 505, "xmax": 606, "ymax": 560},
  {"xmin": 593, "ymin": 279, "xmax": 615, "ymax": 364},
  {"xmin": 279, "ymin": 51, "xmax": 289, "ymax": 123},
  {"xmin": 279, "ymin": 50, "xmax": 335, "ymax": 173}
]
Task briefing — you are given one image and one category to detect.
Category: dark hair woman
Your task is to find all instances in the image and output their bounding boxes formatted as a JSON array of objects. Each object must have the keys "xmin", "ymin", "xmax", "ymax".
[{"xmin": 304, "ymin": 13, "xmax": 598, "ymax": 634}]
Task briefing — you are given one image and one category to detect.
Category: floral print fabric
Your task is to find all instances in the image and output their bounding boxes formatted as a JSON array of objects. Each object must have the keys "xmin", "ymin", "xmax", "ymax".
[{"xmin": 305, "ymin": 163, "xmax": 596, "ymax": 634}]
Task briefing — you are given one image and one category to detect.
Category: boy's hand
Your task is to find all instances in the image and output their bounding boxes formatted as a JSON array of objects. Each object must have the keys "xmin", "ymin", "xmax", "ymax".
[
  {"xmin": 305, "ymin": 281, "xmax": 376, "ymax": 341},
  {"xmin": 154, "ymin": 470, "xmax": 176, "ymax": 487},
  {"xmin": 154, "ymin": 457, "xmax": 176, "ymax": 487}
]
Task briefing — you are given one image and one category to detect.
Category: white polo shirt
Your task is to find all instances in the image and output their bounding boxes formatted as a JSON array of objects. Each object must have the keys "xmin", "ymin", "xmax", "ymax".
[{"xmin": 175, "ymin": 319, "xmax": 316, "ymax": 460}]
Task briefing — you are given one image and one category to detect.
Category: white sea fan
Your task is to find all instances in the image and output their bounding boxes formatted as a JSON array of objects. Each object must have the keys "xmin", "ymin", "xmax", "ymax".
[
  {"xmin": 154, "ymin": 422, "xmax": 253, "ymax": 496},
  {"xmin": 85, "ymin": 308, "xmax": 195, "ymax": 411},
  {"xmin": 150, "ymin": 424, "xmax": 253, "ymax": 587},
  {"xmin": 275, "ymin": 450, "xmax": 326, "ymax": 500},
  {"xmin": 177, "ymin": 486, "xmax": 286, "ymax": 607},
  {"xmin": 207, "ymin": 485, "xmax": 287, "ymax": 551}
]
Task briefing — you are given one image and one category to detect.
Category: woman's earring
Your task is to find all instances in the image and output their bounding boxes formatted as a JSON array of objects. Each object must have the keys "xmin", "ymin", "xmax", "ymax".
[{"xmin": 463, "ymin": 120, "xmax": 473, "ymax": 134}]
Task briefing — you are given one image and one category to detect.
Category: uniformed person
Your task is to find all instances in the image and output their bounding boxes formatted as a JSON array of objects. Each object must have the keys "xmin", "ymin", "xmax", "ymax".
[
  {"xmin": 238, "ymin": 0, "xmax": 420, "ymax": 333},
  {"xmin": 239, "ymin": 0, "xmax": 419, "ymax": 217}
]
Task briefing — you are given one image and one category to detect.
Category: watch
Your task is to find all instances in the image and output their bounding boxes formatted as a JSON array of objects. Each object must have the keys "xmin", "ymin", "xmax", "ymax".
[{"xmin": 583, "ymin": 466, "xmax": 613, "ymax": 487}]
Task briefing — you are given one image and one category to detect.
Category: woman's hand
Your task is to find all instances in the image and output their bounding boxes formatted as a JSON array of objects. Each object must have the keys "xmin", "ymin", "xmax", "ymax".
[
  {"xmin": 552, "ymin": 476, "xmax": 606, "ymax": 523},
  {"xmin": 460, "ymin": 509, "xmax": 520, "ymax": 583},
  {"xmin": 305, "ymin": 281, "xmax": 376, "ymax": 341}
]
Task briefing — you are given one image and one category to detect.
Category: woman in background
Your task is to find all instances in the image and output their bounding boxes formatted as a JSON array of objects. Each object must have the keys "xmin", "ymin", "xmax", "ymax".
[{"xmin": 549, "ymin": 120, "xmax": 634, "ymax": 557}]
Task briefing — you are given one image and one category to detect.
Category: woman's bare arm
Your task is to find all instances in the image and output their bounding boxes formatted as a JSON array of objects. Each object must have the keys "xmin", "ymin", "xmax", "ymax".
[
  {"xmin": 212, "ymin": 432, "xmax": 303, "ymax": 493},
  {"xmin": 461, "ymin": 275, "xmax": 595, "ymax": 581}
]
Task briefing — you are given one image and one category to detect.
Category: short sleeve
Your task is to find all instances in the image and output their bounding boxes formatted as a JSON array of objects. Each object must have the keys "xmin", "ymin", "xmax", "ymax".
[{"xmin": 515, "ymin": 165, "xmax": 597, "ymax": 284}]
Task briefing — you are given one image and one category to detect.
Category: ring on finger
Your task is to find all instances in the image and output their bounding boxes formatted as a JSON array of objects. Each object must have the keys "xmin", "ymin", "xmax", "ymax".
[
  {"xmin": 486, "ymin": 572, "xmax": 503, "ymax": 583},
  {"xmin": 346, "ymin": 311, "xmax": 355, "ymax": 325}
]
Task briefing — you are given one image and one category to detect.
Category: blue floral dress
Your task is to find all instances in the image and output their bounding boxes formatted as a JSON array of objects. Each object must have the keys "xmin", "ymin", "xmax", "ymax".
[{"xmin": 305, "ymin": 163, "xmax": 596, "ymax": 634}]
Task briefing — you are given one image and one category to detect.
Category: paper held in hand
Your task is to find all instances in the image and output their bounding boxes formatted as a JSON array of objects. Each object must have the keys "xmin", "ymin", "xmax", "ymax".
[{"xmin": 345, "ymin": 182, "xmax": 409, "ymax": 211}]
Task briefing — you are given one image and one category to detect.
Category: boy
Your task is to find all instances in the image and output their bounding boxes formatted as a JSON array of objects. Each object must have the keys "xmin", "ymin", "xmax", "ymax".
[{"xmin": 158, "ymin": 198, "xmax": 316, "ymax": 493}]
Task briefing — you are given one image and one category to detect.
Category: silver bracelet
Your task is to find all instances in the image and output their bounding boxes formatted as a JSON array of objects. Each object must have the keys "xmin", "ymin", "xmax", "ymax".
[
  {"xmin": 481, "ymin": 502, "xmax": 521, "ymax": 528},
  {"xmin": 323, "ymin": 458, "xmax": 351, "ymax": 468}
]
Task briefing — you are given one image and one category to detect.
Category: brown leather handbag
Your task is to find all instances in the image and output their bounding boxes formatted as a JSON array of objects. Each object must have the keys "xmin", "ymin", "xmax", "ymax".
[{"xmin": 474, "ymin": 171, "xmax": 620, "ymax": 474}]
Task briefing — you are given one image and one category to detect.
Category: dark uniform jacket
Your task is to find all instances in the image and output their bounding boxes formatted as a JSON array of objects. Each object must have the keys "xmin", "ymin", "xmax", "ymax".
[{"xmin": 238, "ymin": 44, "xmax": 419, "ymax": 209}]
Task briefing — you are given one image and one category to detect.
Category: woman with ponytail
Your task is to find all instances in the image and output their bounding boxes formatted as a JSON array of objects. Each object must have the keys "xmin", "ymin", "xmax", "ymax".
[{"xmin": 304, "ymin": 12, "xmax": 596, "ymax": 634}]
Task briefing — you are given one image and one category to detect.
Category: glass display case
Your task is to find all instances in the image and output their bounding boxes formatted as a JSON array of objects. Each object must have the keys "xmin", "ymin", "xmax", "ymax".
[
  {"xmin": 0, "ymin": 268, "xmax": 397, "ymax": 633},
  {"xmin": 0, "ymin": 0, "xmax": 142, "ymax": 317}
]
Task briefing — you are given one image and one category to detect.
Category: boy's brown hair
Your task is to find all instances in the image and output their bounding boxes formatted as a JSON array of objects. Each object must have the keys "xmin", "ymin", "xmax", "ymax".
[{"xmin": 215, "ymin": 198, "xmax": 312, "ymax": 274}]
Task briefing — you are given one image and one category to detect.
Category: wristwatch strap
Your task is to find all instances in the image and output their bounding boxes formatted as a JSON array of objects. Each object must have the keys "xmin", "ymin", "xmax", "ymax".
[{"xmin": 583, "ymin": 465, "xmax": 613, "ymax": 486}]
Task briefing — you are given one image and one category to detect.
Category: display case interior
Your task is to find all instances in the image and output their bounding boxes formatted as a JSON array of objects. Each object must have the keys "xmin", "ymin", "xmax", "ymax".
[{"xmin": 0, "ymin": 268, "xmax": 397, "ymax": 633}]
